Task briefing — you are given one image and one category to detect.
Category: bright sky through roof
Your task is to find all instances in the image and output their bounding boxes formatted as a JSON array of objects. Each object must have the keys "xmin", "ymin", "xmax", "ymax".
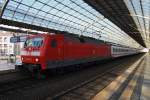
[
  {"xmin": 124, "ymin": 0, "xmax": 150, "ymax": 47},
  {"xmin": 0, "ymin": 0, "xmax": 145, "ymax": 48}
]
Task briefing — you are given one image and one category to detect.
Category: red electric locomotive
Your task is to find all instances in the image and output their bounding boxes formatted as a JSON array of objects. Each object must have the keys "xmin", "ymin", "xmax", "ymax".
[{"xmin": 19, "ymin": 33, "xmax": 111, "ymax": 74}]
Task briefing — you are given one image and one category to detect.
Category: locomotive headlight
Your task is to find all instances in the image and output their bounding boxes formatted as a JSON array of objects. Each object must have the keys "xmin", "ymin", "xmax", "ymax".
[
  {"xmin": 21, "ymin": 57, "xmax": 23, "ymax": 61},
  {"xmin": 35, "ymin": 58, "xmax": 39, "ymax": 62}
]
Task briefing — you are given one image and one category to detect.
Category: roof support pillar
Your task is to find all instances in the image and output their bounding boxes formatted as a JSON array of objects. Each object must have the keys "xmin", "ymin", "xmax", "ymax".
[{"xmin": 0, "ymin": 0, "xmax": 9, "ymax": 18}]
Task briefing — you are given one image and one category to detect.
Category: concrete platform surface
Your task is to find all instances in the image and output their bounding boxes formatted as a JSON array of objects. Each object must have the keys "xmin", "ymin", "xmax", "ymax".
[
  {"xmin": 92, "ymin": 53, "xmax": 150, "ymax": 100},
  {"xmin": 141, "ymin": 54, "xmax": 150, "ymax": 100},
  {"xmin": 0, "ymin": 60, "xmax": 15, "ymax": 71}
]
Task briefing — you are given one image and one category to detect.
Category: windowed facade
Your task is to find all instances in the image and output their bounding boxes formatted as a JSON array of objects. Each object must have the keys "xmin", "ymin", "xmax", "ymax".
[
  {"xmin": 4, "ymin": 37, "xmax": 7, "ymax": 42},
  {"xmin": 0, "ymin": 37, "xmax": 2, "ymax": 42},
  {"xmin": 0, "ymin": 35, "xmax": 14, "ymax": 56}
]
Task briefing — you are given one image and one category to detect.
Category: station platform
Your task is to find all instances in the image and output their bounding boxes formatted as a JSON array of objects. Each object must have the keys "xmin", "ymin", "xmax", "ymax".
[
  {"xmin": 0, "ymin": 60, "xmax": 15, "ymax": 71},
  {"xmin": 92, "ymin": 53, "xmax": 150, "ymax": 100}
]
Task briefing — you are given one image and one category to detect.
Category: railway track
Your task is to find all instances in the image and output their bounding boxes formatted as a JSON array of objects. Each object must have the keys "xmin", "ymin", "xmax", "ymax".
[
  {"xmin": 51, "ymin": 66, "xmax": 122, "ymax": 100},
  {"xmin": 0, "ymin": 70, "xmax": 31, "ymax": 85},
  {"xmin": 51, "ymin": 56, "xmax": 144, "ymax": 100},
  {"xmin": 0, "ymin": 54, "xmax": 144, "ymax": 100},
  {"xmin": 0, "ymin": 69, "xmax": 16, "ymax": 75}
]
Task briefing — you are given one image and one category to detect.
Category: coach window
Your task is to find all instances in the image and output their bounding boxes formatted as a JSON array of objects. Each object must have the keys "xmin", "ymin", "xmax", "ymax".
[
  {"xmin": 114, "ymin": 48, "xmax": 116, "ymax": 52},
  {"xmin": 51, "ymin": 39, "xmax": 57, "ymax": 48}
]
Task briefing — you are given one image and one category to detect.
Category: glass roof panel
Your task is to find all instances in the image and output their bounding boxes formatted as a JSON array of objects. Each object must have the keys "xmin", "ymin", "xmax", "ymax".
[
  {"xmin": 21, "ymin": 0, "xmax": 35, "ymax": 6},
  {"xmin": 0, "ymin": 0, "xmax": 5, "ymax": 7},
  {"xmin": 124, "ymin": 0, "xmax": 150, "ymax": 47},
  {"xmin": 1, "ymin": 0, "xmax": 144, "ymax": 48}
]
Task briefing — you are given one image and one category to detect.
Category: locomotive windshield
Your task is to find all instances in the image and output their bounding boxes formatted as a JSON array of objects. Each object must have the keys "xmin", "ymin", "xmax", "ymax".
[{"xmin": 24, "ymin": 37, "xmax": 43, "ymax": 47}]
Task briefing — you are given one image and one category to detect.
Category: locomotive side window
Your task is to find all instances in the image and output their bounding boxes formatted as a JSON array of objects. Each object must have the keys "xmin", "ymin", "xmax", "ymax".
[{"xmin": 51, "ymin": 39, "xmax": 57, "ymax": 48}]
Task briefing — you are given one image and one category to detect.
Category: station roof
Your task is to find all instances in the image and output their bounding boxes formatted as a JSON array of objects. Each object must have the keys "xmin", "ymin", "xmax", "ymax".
[
  {"xmin": 0, "ymin": 0, "xmax": 149, "ymax": 47},
  {"xmin": 84, "ymin": 0, "xmax": 148, "ymax": 47}
]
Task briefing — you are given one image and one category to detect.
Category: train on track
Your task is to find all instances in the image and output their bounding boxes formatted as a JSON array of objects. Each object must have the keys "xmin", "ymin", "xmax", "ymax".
[{"xmin": 16, "ymin": 33, "xmax": 143, "ymax": 76}]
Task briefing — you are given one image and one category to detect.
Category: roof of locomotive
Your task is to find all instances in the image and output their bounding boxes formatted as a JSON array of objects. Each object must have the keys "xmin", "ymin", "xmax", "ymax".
[
  {"xmin": 27, "ymin": 32, "xmax": 137, "ymax": 49},
  {"xmin": 27, "ymin": 32, "xmax": 107, "ymax": 45},
  {"xmin": 60, "ymin": 31, "xmax": 108, "ymax": 45}
]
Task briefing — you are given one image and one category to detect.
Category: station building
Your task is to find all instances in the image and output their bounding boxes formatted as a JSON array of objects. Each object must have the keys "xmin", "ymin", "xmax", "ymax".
[
  {"xmin": 0, "ymin": 31, "xmax": 14, "ymax": 56},
  {"xmin": 0, "ymin": 31, "xmax": 24, "ymax": 56}
]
